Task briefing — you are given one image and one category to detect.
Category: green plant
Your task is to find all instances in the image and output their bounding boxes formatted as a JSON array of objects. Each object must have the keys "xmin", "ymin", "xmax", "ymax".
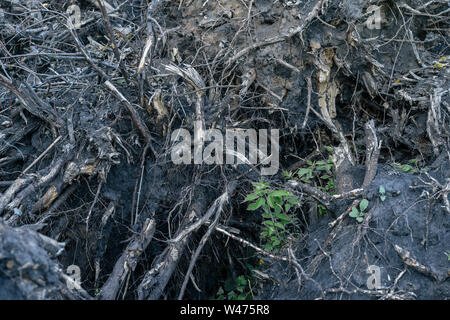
[
  {"xmin": 392, "ymin": 159, "xmax": 429, "ymax": 174},
  {"xmin": 445, "ymin": 251, "xmax": 450, "ymax": 261},
  {"xmin": 317, "ymin": 204, "xmax": 328, "ymax": 216},
  {"xmin": 294, "ymin": 152, "xmax": 335, "ymax": 216},
  {"xmin": 245, "ymin": 179, "xmax": 298, "ymax": 252},
  {"xmin": 296, "ymin": 154, "xmax": 335, "ymax": 194},
  {"xmin": 349, "ymin": 199, "xmax": 369, "ymax": 223},
  {"xmin": 282, "ymin": 170, "xmax": 294, "ymax": 179},
  {"xmin": 216, "ymin": 275, "xmax": 253, "ymax": 300},
  {"xmin": 379, "ymin": 185, "xmax": 386, "ymax": 202}
]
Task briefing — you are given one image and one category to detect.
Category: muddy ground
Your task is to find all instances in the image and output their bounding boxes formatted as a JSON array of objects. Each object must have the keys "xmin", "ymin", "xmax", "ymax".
[{"xmin": 0, "ymin": 0, "xmax": 449, "ymax": 299}]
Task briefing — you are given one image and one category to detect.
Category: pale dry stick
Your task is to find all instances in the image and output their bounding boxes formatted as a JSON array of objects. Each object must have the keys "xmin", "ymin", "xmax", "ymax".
[
  {"xmin": 288, "ymin": 247, "xmax": 323, "ymax": 293},
  {"xmin": 21, "ymin": 136, "xmax": 62, "ymax": 176},
  {"xmin": 246, "ymin": 0, "xmax": 254, "ymax": 28},
  {"xmin": 177, "ymin": 207, "xmax": 221, "ymax": 300},
  {"xmin": 177, "ymin": 182, "xmax": 237, "ymax": 299},
  {"xmin": 137, "ymin": 36, "xmax": 153, "ymax": 75},
  {"xmin": 215, "ymin": 225, "xmax": 288, "ymax": 262},
  {"xmin": 138, "ymin": 0, "xmax": 166, "ymax": 75},
  {"xmin": 97, "ymin": 0, "xmax": 129, "ymax": 83},
  {"xmin": 328, "ymin": 199, "xmax": 359, "ymax": 229},
  {"xmin": 0, "ymin": 176, "xmax": 31, "ymax": 216},
  {"xmin": 137, "ymin": 8, "xmax": 155, "ymax": 75},
  {"xmin": 35, "ymin": 183, "xmax": 78, "ymax": 225},
  {"xmin": 273, "ymin": 58, "xmax": 301, "ymax": 73},
  {"xmin": 331, "ymin": 188, "xmax": 364, "ymax": 200},
  {"xmin": 5, "ymin": 159, "xmax": 66, "ymax": 225},
  {"xmin": 302, "ymin": 76, "xmax": 312, "ymax": 129},
  {"xmin": 256, "ymin": 81, "xmax": 283, "ymax": 102},
  {"xmin": 86, "ymin": 180, "xmax": 103, "ymax": 232},
  {"xmin": 169, "ymin": 182, "xmax": 236, "ymax": 243},
  {"xmin": 133, "ymin": 161, "xmax": 145, "ymax": 225},
  {"xmin": 137, "ymin": 212, "xmax": 196, "ymax": 300},
  {"xmin": 60, "ymin": 273, "xmax": 93, "ymax": 300},
  {"xmin": 288, "ymin": 179, "xmax": 363, "ymax": 208},
  {"xmin": 104, "ymin": 80, "xmax": 155, "ymax": 154},
  {"xmin": 362, "ymin": 120, "xmax": 382, "ymax": 189},
  {"xmin": 99, "ymin": 217, "xmax": 156, "ymax": 299},
  {"xmin": 399, "ymin": 3, "xmax": 450, "ymax": 17}
]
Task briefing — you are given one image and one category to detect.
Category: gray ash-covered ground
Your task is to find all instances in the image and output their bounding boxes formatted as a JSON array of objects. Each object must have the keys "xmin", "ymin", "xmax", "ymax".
[{"xmin": 0, "ymin": 0, "xmax": 449, "ymax": 299}]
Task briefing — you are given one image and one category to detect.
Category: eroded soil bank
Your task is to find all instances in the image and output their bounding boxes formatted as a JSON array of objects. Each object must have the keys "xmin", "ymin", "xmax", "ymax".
[{"xmin": 0, "ymin": 0, "xmax": 448, "ymax": 299}]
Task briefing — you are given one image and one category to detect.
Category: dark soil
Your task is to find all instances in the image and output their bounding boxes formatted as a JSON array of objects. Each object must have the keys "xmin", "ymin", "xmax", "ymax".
[{"xmin": 0, "ymin": 0, "xmax": 448, "ymax": 300}]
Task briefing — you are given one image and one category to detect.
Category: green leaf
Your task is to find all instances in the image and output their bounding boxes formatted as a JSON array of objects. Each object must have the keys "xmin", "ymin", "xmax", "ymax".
[
  {"xmin": 275, "ymin": 222, "xmax": 284, "ymax": 229},
  {"xmin": 237, "ymin": 276, "xmax": 247, "ymax": 285},
  {"xmin": 272, "ymin": 239, "xmax": 281, "ymax": 247},
  {"xmin": 356, "ymin": 216, "xmax": 364, "ymax": 223},
  {"xmin": 275, "ymin": 212, "xmax": 291, "ymax": 222},
  {"xmin": 266, "ymin": 196, "xmax": 275, "ymax": 208},
  {"xmin": 297, "ymin": 168, "xmax": 311, "ymax": 178},
  {"xmin": 360, "ymin": 199, "xmax": 369, "ymax": 212},
  {"xmin": 269, "ymin": 190, "xmax": 292, "ymax": 198},
  {"xmin": 224, "ymin": 278, "xmax": 235, "ymax": 292},
  {"xmin": 325, "ymin": 146, "xmax": 334, "ymax": 153},
  {"xmin": 283, "ymin": 171, "xmax": 293, "ymax": 179},
  {"xmin": 273, "ymin": 206, "xmax": 281, "ymax": 215},
  {"xmin": 350, "ymin": 207, "xmax": 359, "ymax": 218},
  {"xmin": 273, "ymin": 196, "xmax": 283, "ymax": 205},
  {"xmin": 380, "ymin": 195, "xmax": 386, "ymax": 202},
  {"xmin": 243, "ymin": 193, "xmax": 260, "ymax": 202},
  {"xmin": 247, "ymin": 198, "xmax": 265, "ymax": 211},
  {"xmin": 379, "ymin": 185, "xmax": 385, "ymax": 194}
]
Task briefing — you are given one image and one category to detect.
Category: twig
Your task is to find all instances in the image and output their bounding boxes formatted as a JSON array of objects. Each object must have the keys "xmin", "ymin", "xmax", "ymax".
[
  {"xmin": 96, "ymin": 0, "xmax": 129, "ymax": 83},
  {"xmin": 215, "ymin": 225, "xmax": 288, "ymax": 261},
  {"xmin": 21, "ymin": 136, "xmax": 62, "ymax": 176},
  {"xmin": 302, "ymin": 76, "xmax": 312, "ymax": 129}
]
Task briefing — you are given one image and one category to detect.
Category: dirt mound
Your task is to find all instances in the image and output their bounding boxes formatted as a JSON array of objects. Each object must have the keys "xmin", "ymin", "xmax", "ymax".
[
  {"xmin": 0, "ymin": 222, "xmax": 88, "ymax": 299},
  {"xmin": 257, "ymin": 162, "xmax": 450, "ymax": 299}
]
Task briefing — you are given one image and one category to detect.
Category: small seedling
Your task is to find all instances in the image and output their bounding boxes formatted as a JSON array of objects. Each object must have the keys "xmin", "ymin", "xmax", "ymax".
[
  {"xmin": 445, "ymin": 251, "xmax": 450, "ymax": 261},
  {"xmin": 215, "ymin": 275, "xmax": 253, "ymax": 300},
  {"xmin": 282, "ymin": 170, "xmax": 294, "ymax": 179},
  {"xmin": 244, "ymin": 178, "xmax": 299, "ymax": 252},
  {"xmin": 379, "ymin": 185, "xmax": 386, "ymax": 202},
  {"xmin": 349, "ymin": 199, "xmax": 369, "ymax": 223},
  {"xmin": 392, "ymin": 159, "xmax": 429, "ymax": 174}
]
